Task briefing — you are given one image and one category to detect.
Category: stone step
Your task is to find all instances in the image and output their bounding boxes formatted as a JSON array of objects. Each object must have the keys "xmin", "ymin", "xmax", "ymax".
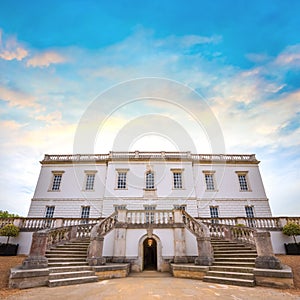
[
  {"xmin": 47, "ymin": 257, "xmax": 87, "ymax": 262},
  {"xmin": 213, "ymin": 250, "xmax": 257, "ymax": 254},
  {"xmin": 49, "ymin": 266, "xmax": 93, "ymax": 273},
  {"xmin": 48, "ymin": 276, "xmax": 98, "ymax": 287},
  {"xmin": 214, "ymin": 257, "xmax": 256, "ymax": 262},
  {"xmin": 55, "ymin": 245, "xmax": 89, "ymax": 249},
  {"xmin": 48, "ymin": 261, "xmax": 89, "ymax": 267},
  {"xmin": 46, "ymin": 253, "xmax": 87, "ymax": 258},
  {"xmin": 209, "ymin": 266, "xmax": 254, "ymax": 273},
  {"xmin": 203, "ymin": 276, "xmax": 255, "ymax": 287},
  {"xmin": 46, "ymin": 250, "xmax": 87, "ymax": 255},
  {"xmin": 213, "ymin": 261, "xmax": 255, "ymax": 268},
  {"xmin": 212, "ymin": 246, "xmax": 253, "ymax": 250},
  {"xmin": 214, "ymin": 253, "xmax": 257, "ymax": 258},
  {"xmin": 49, "ymin": 270, "xmax": 95, "ymax": 280},
  {"xmin": 206, "ymin": 271, "xmax": 254, "ymax": 280}
]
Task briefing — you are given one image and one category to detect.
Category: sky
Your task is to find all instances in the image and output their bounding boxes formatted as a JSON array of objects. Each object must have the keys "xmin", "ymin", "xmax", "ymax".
[{"xmin": 0, "ymin": 0, "xmax": 299, "ymax": 216}]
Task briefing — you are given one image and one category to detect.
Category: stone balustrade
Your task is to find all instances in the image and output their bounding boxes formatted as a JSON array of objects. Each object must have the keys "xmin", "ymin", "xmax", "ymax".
[{"xmin": 126, "ymin": 210, "xmax": 173, "ymax": 225}]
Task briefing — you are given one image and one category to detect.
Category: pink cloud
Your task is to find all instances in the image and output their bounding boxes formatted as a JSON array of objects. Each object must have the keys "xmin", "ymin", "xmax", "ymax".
[
  {"xmin": 0, "ymin": 29, "xmax": 28, "ymax": 61},
  {"xmin": 27, "ymin": 51, "xmax": 66, "ymax": 67}
]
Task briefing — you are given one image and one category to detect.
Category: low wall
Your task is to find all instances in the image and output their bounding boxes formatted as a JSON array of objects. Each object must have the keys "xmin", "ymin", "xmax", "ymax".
[
  {"xmin": 0, "ymin": 232, "xmax": 33, "ymax": 255},
  {"xmin": 269, "ymin": 231, "xmax": 295, "ymax": 254}
]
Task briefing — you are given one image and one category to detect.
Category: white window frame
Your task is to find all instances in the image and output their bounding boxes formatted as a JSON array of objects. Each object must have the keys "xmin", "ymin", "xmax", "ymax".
[
  {"xmin": 202, "ymin": 170, "xmax": 216, "ymax": 191},
  {"xmin": 171, "ymin": 169, "xmax": 184, "ymax": 189},
  {"xmin": 116, "ymin": 169, "xmax": 129, "ymax": 190},
  {"xmin": 49, "ymin": 171, "xmax": 65, "ymax": 191},
  {"xmin": 81, "ymin": 206, "xmax": 90, "ymax": 219},
  {"xmin": 114, "ymin": 205, "xmax": 127, "ymax": 212},
  {"xmin": 174, "ymin": 205, "xmax": 186, "ymax": 211},
  {"xmin": 84, "ymin": 171, "xmax": 97, "ymax": 191},
  {"xmin": 144, "ymin": 205, "xmax": 156, "ymax": 224},
  {"xmin": 145, "ymin": 171, "xmax": 155, "ymax": 190},
  {"xmin": 236, "ymin": 171, "xmax": 251, "ymax": 191},
  {"xmin": 45, "ymin": 206, "xmax": 55, "ymax": 218}
]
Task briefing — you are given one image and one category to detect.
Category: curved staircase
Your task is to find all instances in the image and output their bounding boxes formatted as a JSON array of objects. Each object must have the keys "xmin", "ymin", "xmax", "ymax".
[
  {"xmin": 203, "ymin": 239, "xmax": 257, "ymax": 287},
  {"xmin": 46, "ymin": 239, "xmax": 98, "ymax": 287}
]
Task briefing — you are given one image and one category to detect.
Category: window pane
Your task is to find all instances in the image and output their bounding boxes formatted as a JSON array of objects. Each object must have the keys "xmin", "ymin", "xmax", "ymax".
[
  {"xmin": 52, "ymin": 175, "xmax": 62, "ymax": 190},
  {"xmin": 145, "ymin": 206, "xmax": 156, "ymax": 224},
  {"xmin": 210, "ymin": 206, "xmax": 219, "ymax": 218},
  {"xmin": 45, "ymin": 206, "xmax": 55, "ymax": 218},
  {"xmin": 205, "ymin": 174, "xmax": 215, "ymax": 190},
  {"xmin": 117, "ymin": 172, "xmax": 127, "ymax": 189},
  {"xmin": 173, "ymin": 172, "xmax": 182, "ymax": 189},
  {"xmin": 81, "ymin": 206, "xmax": 90, "ymax": 218},
  {"xmin": 85, "ymin": 174, "xmax": 95, "ymax": 190},
  {"xmin": 146, "ymin": 172, "xmax": 154, "ymax": 189},
  {"xmin": 238, "ymin": 175, "xmax": 248, "ymax": 191},
  {"xmin": 245, "ymin": 206, "xmax": 254, "ymax": 218}
]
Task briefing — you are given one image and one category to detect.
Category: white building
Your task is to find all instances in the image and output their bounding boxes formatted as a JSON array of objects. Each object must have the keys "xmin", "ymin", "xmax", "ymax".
[{"xmin": 28, "ymin": 151, "xmax": 272, "ymax": 220}]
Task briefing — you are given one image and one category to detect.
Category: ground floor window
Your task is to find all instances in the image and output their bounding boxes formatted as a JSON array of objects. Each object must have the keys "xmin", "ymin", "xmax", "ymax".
[
  {"xmin": 210, "ymin": 206, "xmax": 219, "ymax": 224},
  {"xmin": 45, "ymin": 206, "xmax": 55, "ymax": 218}
]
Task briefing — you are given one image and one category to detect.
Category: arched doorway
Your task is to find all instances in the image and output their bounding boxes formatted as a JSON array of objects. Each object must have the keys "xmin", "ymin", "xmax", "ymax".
[{"xmin": 143, "ymin": 238, "xmax": 157, "ymax": 270}]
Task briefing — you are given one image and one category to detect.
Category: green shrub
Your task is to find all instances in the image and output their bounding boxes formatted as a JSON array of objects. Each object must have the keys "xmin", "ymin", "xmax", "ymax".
[
  {"xmin": 0, "ymin": 224, "xmax": 19, "ymax": 244},
  {"xmin": 282, "ymin": 222, "xmax": 300, "ymax": 243}
]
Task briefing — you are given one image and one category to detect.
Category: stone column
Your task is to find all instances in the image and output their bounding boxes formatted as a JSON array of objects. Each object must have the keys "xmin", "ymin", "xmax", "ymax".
[
  {"xmin": 173, "ymin": 227, "xmax": 188, "ymax": 263},
  {"xmin": 87, "ymin": 236, "xmax": 106, "ymax": 266},
  {"xmin": 112, "ymin": 228, "xmax": 126, "ymax": 263},
  {"xmin": 254, "ymin": 231, "xmax": 281, "ymax": 269},
  {"xmin": 173, "ymin": 210, "xmax": 188, "ymax": 263},
  {"xmin": 195, "ymin": 236, "xmax": 214, "ymax": 266},
  {"xmin": 22, "ymin": 232, "xmax": 48, "ymax": 269}
]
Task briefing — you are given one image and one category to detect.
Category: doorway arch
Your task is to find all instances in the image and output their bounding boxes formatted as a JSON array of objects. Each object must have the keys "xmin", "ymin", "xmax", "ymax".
[
  {"xmin": 138, "ymin": 234, "xmax": 163, "ymax": 271},
  {"xmin": 143, "ymin": 238, "xmax": 157, "ymax": 270}
]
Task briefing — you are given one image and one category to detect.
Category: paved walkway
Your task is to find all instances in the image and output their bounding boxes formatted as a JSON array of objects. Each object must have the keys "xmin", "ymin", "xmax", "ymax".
[{"xmin": 6, "ymin": 276, "xmax": 300, "ymax": 300}]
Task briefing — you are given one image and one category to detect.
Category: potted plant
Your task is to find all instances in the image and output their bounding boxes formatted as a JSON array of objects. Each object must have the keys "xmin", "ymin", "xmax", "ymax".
[
  {"xmin": 0, "ymin": 224, "xmax": 20, "ymax": 256},
  {"xmin": 282, "ymin": 222, "xmax": 300, "ymax": 255}
]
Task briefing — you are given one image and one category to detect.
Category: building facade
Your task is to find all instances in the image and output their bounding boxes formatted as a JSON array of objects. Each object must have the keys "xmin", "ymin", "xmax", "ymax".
[{"xmin": 28, "ymin": 151, "xmax": 272, "ymax": 220}]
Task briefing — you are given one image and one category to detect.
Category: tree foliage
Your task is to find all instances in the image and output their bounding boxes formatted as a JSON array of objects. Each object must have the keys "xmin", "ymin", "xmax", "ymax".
[
  {"xmin": 282, "ymin": 222, "xmax": 300, "ymax": 244},
  {"xmin": 0, "ymin": 210, "xmax": 19, "ymax": 218}
]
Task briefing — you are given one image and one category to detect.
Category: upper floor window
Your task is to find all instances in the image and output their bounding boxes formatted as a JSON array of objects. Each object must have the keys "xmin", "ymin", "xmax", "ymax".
[
  {"xmin": 236, "ymin": 171, "xmax": 250, "ymax": 191},
  {"xmin": 116, "ymin": 169, "xmax": 129, "ymax": 189},
  {"xmin": 85, "ymin": 171, "xmax": 96, "ymax": 190},
  {"xmin": 81, "ymin": 206, "xmax": 90, "ymax": 219},
  {"xmin": 45, "ymin": 206, "xmax": 55, "ymax": 218},
  {"xmin": 171, "ymin": 169, "xmax": 184, "ymax": 189},
  {"xmin": 145, "ymin": 171, "xmax": 155, "ymax": 189},
  {"xmin": 50, "ymin": 171, "xmax": 64, "ymax": 191},
  {"xmin": 203, "ymin": 171, "xmax": 216, "ymax": 190}
]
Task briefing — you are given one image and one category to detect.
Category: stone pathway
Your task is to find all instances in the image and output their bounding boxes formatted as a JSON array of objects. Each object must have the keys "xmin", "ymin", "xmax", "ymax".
[{"xmin": 5, "ymin": 277, "xmax": 300, "ymax": 300}]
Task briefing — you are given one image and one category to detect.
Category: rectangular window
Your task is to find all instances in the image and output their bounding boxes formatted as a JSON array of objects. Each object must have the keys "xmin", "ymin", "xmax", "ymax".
[
  {"xmin": 52, "ymin": 174, "xmax": 62, "ymax": 191},
  {"xmin": 205, "ymin": 174, "xmax": 215, "ymax": 190},
  {"xmin": 173, "ymin": 172, "xmax": 182, "ymax": 189},
  {"xmin": 114, "ymin": 205, "xmax": 127, "ymax": 212},
  {"xmin": 81, "ymin": 206, "xmax": 90, "ymax": 219},
  {"xmin": 174, "ymin": 205, "xmax": 186, "ymax": 211},
  {"xmin": 45, "ymin": 206, "xmax": 55, "ymax": 218},
  {"xmin": 145, "ymin": 172, "xmax": 154, "ymax": 189},
  {"xmin": 245, "ymin": 206, "xmax": 255, "ymax": 227},
  {"xmin": 117, "ymin": 172, "xmax": 127, "ymax": 189},
  {"xmin": 238, "ymin": 174, "xmax": 248, "ymax": 191},
  {"xmin": 210, "ymin": 206, "xmax": 219, "ymax": 218},
  {"xmin": 145, "ymin": 205, "xmax": 156, "ymax": 224},
  {"xmin": 85, "ymin": 174, "xmax": 95, "ymax": 190}
]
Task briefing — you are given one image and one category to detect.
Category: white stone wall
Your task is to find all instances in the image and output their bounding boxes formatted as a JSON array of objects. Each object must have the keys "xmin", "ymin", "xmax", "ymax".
[{"xmin": 27, "ymin": 154, "xmax": 272, "ymax": 219}]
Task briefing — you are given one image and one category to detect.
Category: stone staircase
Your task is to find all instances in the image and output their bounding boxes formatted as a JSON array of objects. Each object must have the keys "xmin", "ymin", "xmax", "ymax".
[
  {"xmin": 203, "ymin": 239, "xmax": 257, "ymax": 287},
  {"xmin": 46, "ymin": 239, "xmax": 98, "ymax": 287}
]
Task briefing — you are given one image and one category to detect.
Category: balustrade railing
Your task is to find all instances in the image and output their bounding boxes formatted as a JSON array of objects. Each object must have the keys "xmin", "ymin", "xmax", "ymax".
[
  {"xmin": 126, "ymin": 210, "xmax": 173, "ymax": 225},
  {"xmin": 98, "ymin": 212, "xmax": 118, "ymax": 236},
  {"xmin": 182, "ymin": 211, "xmax": 207, "ymax": 237}
]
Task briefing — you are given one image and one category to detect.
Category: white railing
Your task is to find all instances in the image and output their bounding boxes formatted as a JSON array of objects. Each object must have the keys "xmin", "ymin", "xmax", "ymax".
[
  {"xmin": 126, "ymin": 210, "xmax": 173, "ymax": 225},
  {"xmin": 41, "ymin": 152, "xmax": 258, "ymax": 163}
]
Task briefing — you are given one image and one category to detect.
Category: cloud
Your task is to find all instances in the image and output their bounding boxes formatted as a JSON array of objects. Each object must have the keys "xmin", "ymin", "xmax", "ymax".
[
  {"xmin": 27, "ymin": 51, "xmax": 66, "ymax": 67},
  {"xmin": 0, "ymin": 29, "xmax": 28, "ymax": 61},
  {"xmin": 0, "ymin": 85, "xmax": 39, "ymax": 109},
  {"xmin": 275, "ymin": 45, "xmax": 300, "ymax": 67}
]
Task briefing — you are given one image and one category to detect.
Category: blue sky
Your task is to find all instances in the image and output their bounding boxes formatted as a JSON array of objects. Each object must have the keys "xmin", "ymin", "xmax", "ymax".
[{"xmin": 0, "ymin": 1, "xmax": 299, "ymax": 216}]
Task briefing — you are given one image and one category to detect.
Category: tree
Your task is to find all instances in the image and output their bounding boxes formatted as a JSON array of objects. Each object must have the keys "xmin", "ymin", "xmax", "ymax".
[
  {"xmin": 0, "ymin": 224, "xmax": 19, "ymax": 244},
  {"xmin": 282, "ymin": 222, "xmax": 300, "ymax": 244},
  {"xmin": 0, "ymin": 210, "xmax": 19, "ymax": 218}
]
